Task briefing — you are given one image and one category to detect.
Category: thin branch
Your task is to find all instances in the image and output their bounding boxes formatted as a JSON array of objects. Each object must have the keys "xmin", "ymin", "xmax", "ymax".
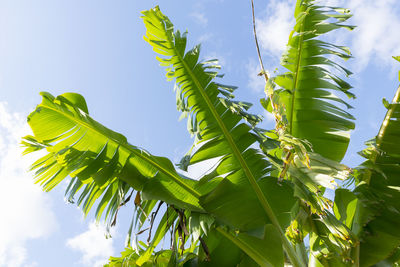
[
  {"xmin": 111, "ymin": 189, "xmax": 135, "ymax": 227},
  {"xmin": 251, "ymin": 0, "xmax": 280, "ymax": 125},
  {"xmin": 136, "ymin": 227, "xmax": 150, "ymax": 235},
  {"xmin": 199, "ymin": 236, "xmax": 211, "ymax": 261},
  {"xmin": 147, "ymin": 201, "xmax": 164, "ymax": 244},
  {"xmin": 251, "ymin": 0, "xmax": 268, "ymax": 82}
]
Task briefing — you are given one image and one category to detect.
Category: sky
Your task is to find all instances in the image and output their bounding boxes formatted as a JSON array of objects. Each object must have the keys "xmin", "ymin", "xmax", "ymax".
[{"xmin": 0, "ymin": 0, "xmax": 400, "ymax": 266}]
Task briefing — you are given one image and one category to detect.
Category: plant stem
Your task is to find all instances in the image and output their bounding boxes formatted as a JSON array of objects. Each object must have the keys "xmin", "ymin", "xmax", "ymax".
[
  {"xmin": 353, "ymin": 241, "xmax": 360, "ymax": 267},
  {"xmin": 250, "ymin": 0, "xmax": 280, "ymax": 122},
  {"xmin": 250, "ymin": 0, "xmax": 268, "ymax": 83}
]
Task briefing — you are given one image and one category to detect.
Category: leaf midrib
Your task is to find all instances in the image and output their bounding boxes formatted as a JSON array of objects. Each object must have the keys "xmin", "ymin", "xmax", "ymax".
[{"xmin": 289, "ymin": 11, "xmax": 306, "ymax": 135}]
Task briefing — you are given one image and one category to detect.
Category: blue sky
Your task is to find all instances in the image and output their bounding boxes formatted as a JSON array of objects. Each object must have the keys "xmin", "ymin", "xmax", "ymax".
[{"xmin": 0, "ymin": 0, "xmax": 399, "ymax": 266}]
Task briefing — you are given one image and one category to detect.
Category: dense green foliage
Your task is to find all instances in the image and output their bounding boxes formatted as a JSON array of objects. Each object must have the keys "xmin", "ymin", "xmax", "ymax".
[{"xmin": 22, "ymin": 1, "xmax": 400, "ymax": 266}]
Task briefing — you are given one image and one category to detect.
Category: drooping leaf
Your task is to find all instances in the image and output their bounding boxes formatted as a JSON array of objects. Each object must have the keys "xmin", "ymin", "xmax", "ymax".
[{"xmin": 23, "ymin": 92, "xmax": 204, "ymax": 230}]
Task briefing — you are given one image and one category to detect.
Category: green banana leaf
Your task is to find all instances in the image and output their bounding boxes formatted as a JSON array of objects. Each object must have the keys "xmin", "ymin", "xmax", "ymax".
[
  {"xmin": 351, "ymin": 84, "xmax": 400, "ymax": 266},
  {"xmin": 259, "ymin": 1, "xmax": 358, "ymax": 264},
  {"xmin": 22, "ymin": 92, "xmax": 205, "ymax": 229},
  {"xmin": 142, "ymin": 3, "xmax": 296, "ymax": 229},
  {"xmin": 141, "ymin": 6, "xmax": 300, "ymax": 266},
  {"xmin": 329, "ymin": 58, "xmax": 400, "ymax": 266},
  {"xmin": 269, "ymin": 0, "xmax": 355, "ymax": 162}
]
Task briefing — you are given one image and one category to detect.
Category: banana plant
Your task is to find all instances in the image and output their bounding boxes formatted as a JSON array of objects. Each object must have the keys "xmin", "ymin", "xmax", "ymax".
[
  {"xmin": 338, "ymin": 58, "xmax": 400, "ymax": 266},
  {"xmin": 22, "ymin": 1, "xmax": 400, "ymax": 266}
]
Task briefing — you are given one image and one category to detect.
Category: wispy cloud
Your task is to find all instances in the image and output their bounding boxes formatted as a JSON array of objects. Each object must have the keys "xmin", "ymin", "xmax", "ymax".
[
  {"xmin": 190, "ymin": 11, "xmax": 208, "ymax": 27},
  {"xmin": 254, "ymin": 0, "xmax": 400, "ymax": 72},
  {"xmin": 0, "ymin": 102, "xmax": 58, "ymax": 267},
  {"xmin": 66, "ymin": 222, "xmax": 115, "ymax": 267},
  {"xmin": 256, "ymin": 0, "xmax": 295, "ymax": 57},
  {"xmin": 344, "ymin": 0, "xmax": 400, "ymax": 71}
]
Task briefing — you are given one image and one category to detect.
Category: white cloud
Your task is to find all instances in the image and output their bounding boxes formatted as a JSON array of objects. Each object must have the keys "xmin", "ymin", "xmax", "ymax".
[
  {"xmin": 66, "ymin": 222, "xmax": 115, "ymax": 267},
  {"xmin": 0, "ymin": 102, "xmax": 58, "ymax": 267},
  {"xmin": 344, "ymin": 0, "xmax": 400, "ymax": 70},
  {"xmin": 256, "ymin": 0, "xmax": 295, "ymax": 56},
  {"xmin": 254, "ymin": 0, "xmax": 400, "ymax": 72},
  {"xmin": 190, "ymin": 11, "xmax": 208, "ymax": 27}
]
